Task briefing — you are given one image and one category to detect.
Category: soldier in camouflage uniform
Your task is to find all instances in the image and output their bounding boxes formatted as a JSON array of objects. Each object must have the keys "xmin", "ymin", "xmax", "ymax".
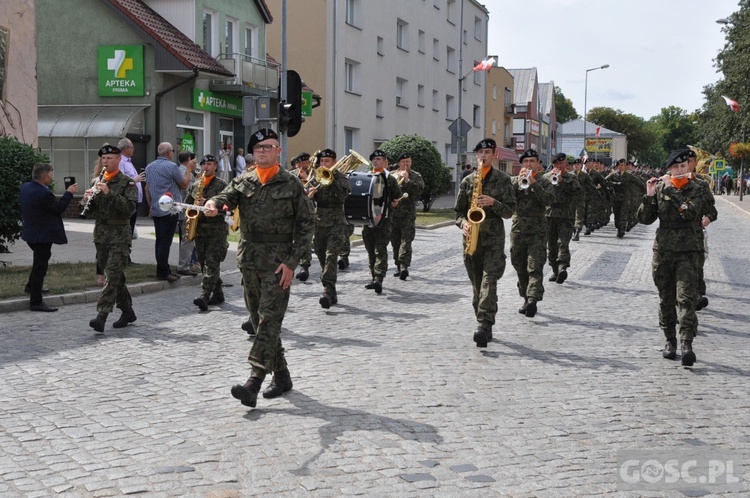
[
  {"xmin": 84, "ymin": 144, "xmax": 139, "ymax": 333},
  {"xmin": 291, "ymin": 152, "xmax": 314, "ymax": 281},
  {"xmin": 571, "ymin": 158, "xmax": 596, "ymax": 241},
  {"xmin": 390, "ymin": 153, "xmax": 425, "ymax": 280},
  {"xmin": 510, "ymin": 149, "xmax": 553, "ymax": 318},
  {"xmin": 638, "ymin": 149, "xmax": 717, "ymax": 366},
  {"xmin": 306, "ymin": 150, "xmax": 351, "ymax": 308},
  {"xmin": 586, "ymin": 158, "xmax": 611, "ymax": 232},
  {"xmin": 545, "ymin": 153, "xmax": 583, "ymax": 284},
  {"xmin": 363, "ymin": 150, "xmax": 402, "ymax": 294},
  {"xmin": 606, "ymin": 159, "xmax": 632, "ymax": 237},
  {"xmin": 185, "ymin": 155, "xmax": 229, "ymax": 311},
  {"xmin": 455, "ymin": 139, "xmax": 516, "ymax": 347},
  {"xmin": 205, "ymin": 129, "xmax": 314, "ymax": 408},
  {"xmin": 626, "ymin": 161, "xmax": 646, "ymax": 231}
]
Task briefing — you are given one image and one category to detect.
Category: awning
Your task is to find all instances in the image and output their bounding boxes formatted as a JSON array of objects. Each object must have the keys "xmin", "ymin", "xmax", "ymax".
[
  {"xmin": 494, "ymin": 146, "xmax": 519, "ymax": 163},
  {"xmin": 38, "ymin": 105, "xmax": 149, "ymax": 138}
]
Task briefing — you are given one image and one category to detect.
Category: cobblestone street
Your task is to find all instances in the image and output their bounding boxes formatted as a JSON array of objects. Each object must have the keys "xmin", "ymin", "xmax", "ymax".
[{"xmin": 1, "ymin": 199, "xmax": 749, "ymax": 496}]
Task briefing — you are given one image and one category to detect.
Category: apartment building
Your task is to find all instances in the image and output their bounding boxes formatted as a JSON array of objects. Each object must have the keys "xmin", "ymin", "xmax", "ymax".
[
  {"xmin": 537, "ymin": 81, "xmax": 557, "ymax": 166},
  {"xmin": 266, "ymin": 0, "xmax": 489, "ymax": 186},
  {"xmin": 484, "ymin": 62, "xmax": 518, "ymax": 173}
]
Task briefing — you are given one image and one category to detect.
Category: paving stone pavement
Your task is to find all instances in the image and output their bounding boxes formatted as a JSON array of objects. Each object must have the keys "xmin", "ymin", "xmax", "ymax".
[{"xmin": 1, "ymin": 199, "xmax": 750, "ymax": 497}]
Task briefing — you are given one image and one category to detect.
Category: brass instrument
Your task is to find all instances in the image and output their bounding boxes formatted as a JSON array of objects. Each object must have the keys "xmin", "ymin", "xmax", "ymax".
[
  {"xmin": 309, "ymin": 149, "xmax": 369, "ymax": 188},
  {"xmin": 79, "ymin": 170, "xmax": 105, "ymax": 218},
  {"xmin": 185, "ymin": 173, "xmax": 206, "ymax": 242},
  {"xmin": 392, "ymin": 170, "xmax": 407, "ymax": 186},
  {"xmin": 229, "ymin": 209, "xmax": 241, "ymax": 232},
  {"xmin": 519, "ymin": 171, "xmax": 532, "ymax": 190},
  {"xmin": 549, "ymin": 172, "xmax": 560, "ymax": 186},
  {"xmin": 303, "ymin": 149, "xmax": 322, "ymax": 189},
  {"xmin": 465, "ymin": 168, "xmax": 485, "ymax": 255}
]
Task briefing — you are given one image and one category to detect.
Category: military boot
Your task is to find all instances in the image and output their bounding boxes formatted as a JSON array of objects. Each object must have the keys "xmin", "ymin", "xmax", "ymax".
[
  {"xmin": 262, "ymin": 368, "xmax": 293, "ymax": 399},
  {"xmin": 681, "ymin": 340, "xmax": 696, "ymax": 366},
  {"xmin": 208, "ymin": 291, "xmax": 225, "ymax": 305},
  {"xmin": 556, "ymin": 269, "xmax": 568, "ymax": 284},
  {"xmin": 338, "ymin": 256, "xmax": 349, "ymax": 270},
  {"xmin": 241, "ymin": 319, "xmax": 256, "ymax": 336},
  {"xmin": 399, "ymin": 267, "xmax": 409, "ymax": 280},
  {"xmin": 525, "ymin": 298, "xmax": 538, "ymax": 318},
  {"xmin": 112, "ymin": 307, "xmax": 137, "ymax": 329},
  {"xmin": 231, "ymin": 377, "xmax": 263, "ymax": 407},
  {"xmin": 473, "ymin": 326, "xmax": 490, "ymax": 348},
  {"xmin": 393, "ymin": 265, "xmax": 401, "ymax": 277},
  {"xmin": 330, "ymin": 288, "xmax": 338, "ymax": 305},
  {"xmin": 662, "ymin": 337, "xmax": 677, "ymax": 360},
  {"xmin": 572, "ymin": 228, "xmax": 581, "ymax": 241},
  {"xmin": 193, "ymin": 294, "xmax": 209, "ymax": 311},
  {"xmin": 89, "ymin": 312, "xmax": 108, "ymax": 333},
  {"xmin": 584, "ymin": 226, "xmax": 592, "ymax": 236},
  {"xmin": 319, "ymin": 290, "xmax": 332, "ymax": 309},
  {"xmin": 518, "ymin": 298, "xmax": 528, "ymax": 314},
  {"xmin": 365, "ymin": 277, "xmax": 383, "ymax": 294},
  {"xmin": 617, "ymin": 229, "xmax": 625, "ymax": 238},
  {"xmin": 296, "ymin": 265, "xmax": 310, "ymax": 281},
  {"xmin": 696, "ymin": 296, "xmax": 709, "ymax": 311}
]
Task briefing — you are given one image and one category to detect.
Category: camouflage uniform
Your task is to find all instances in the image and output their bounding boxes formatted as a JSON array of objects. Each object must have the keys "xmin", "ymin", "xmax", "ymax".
[
  {"xmin": 88, "ymin": 172, "xmax": 138, "ymax": 314},
  {"xmin": 211, "ymin": 167, "xmax": 314, "ymax": 380},
  {"xmin": 185, "ymin": 175, "xmax": 229, "ymax": 299},
  {"xmin": 362, "ymin": 173, "xmax": 402, "ymax": 281},
  {"xmin": 455, "ymin": 167, "xmax": 516, "ymax": 329},
  {"xmin": 390, "ymin": 169, "xmax": 425, "ymax": 271},
  {"xmin": 574, "ymin": 169, "xmax": 597, "ymax": 231},
  {"xmin": 626, "ymin": 170, "xmax": 646, "ymax": 230},
  {"xmin": 311, "ymin": 169, "xmax": 351, "ymax": 296},
  {"xmin": 588, "ymin": 168, "xmax": 611, "ymax": 229},
  {"xmin": 545, "ymin": 170, "xmax": 583, "ymax": 276},
  {"xmin": 511, "ymin": 174, "xmax": 553, "ymax": 302},
  {"xmin": 637, "ymin": 179, "xmax": 717, "ymax": 342},
  {"xmin": 605, "ymin": 170, "xmax": 631, "ymax": 234},
  {"xmin": 290, "ymin": 168, "xmax": 313, "ymax": 271},
  {"xmin": 692, "ymin": 174, "xmax": 718, "ymax": 298}
]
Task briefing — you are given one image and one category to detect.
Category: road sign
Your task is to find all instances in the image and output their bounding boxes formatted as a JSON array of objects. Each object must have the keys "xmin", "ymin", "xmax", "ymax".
[
  {"xmin": 301, "ymin": 91, "xmax": 313, "ymax": 117},
  {"xmin": 714, "ymin": 158, "xmax": 726, "ymax": 171},
  {"xmin": 448, "ymin": 118, "xmax": 471, "ymax": 137}
]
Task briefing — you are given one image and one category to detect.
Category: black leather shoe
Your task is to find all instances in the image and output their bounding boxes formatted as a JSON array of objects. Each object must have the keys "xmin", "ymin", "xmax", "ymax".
[
  {"xmin": 572, "ymin": 229, "xmax": 580, "ymax": 242},
  {"xmin": 30, "ymin": 303, "xmax": 57, "ymax": 312},
  {"xmin": 399, "ymin": 268, "xmax": 409, "ymax": 280},
  {"xmin": 231, "ymin": 378, "xmax": 263, "ymax": 407},
  {"xmin": 157, "ymin": 274, "xmax": 180, "ymax": 283},
  {"xmin": 662, "ymin": 338, "xmax": 677, "ymax": 360},
  {"xmin": 319, "ymin": 292, "xmax": 331, "ymax": 309},
  {"xmin": 518, "ymin": 299, "xmax": 528, "ymax": 314},
  {"xmin": 681, "ymin": 341, "xmax": 696, "ymax": 366},
  {"xmin": 548, "ymin": 273, "xmax": 558, "ymax": 282},
  {"xmin": 89, "ymin": 312, "xmax": 108, "ymax": 333},
  {"xmin": 617, "ymin": 230, "xmax": 625, "ymax": 238},
  {"xmin": 696, "ymin": 296, "xmax": 709, "ymax": 311},
  {"xmin": 584, "ymin": 227, "xmax": 592, "ymax": 236},
  {"xmin": 112, "ymin": 307, "xmax": 137, "ymax": 328},
  {"xmin": 394, "ymin": 266, "xmax": 401, "ymax": 277},
  {"xmin": 241, "ymin": 319, "xmax": 256, "ymax": 336},
  {"xmin": 193, "ymin": 295, "xmax": 209, "ymax": 311},
  {"xmin": 296, "ymin": 266, "xmax": 309, "ymax": 281},
  {"xmin": 208, "ymin": 293, "xmax": 225, "ymax": 305},
  {"xmin": 25, "ymin": 286, "xmax": 50, "ymax": 294},
  {"xmin": 473, "ymin": 327, "xmax": 489, "ymax": 348},
  {"xmin": 373, "ymin": 279, "xmax": 382, "ymax": 294},
  {"xmin": 262, "ymin": 369, "xmax": 293, "ymax": 399},
  {"xmin": 556, "ymin": 269, "xmax": 568, "ymax": 284},
  {"xmin": 525, "ymin": 298, "xmax": 538, "ymax": 318}
]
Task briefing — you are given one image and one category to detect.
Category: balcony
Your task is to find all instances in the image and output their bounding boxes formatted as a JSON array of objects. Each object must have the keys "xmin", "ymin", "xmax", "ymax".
[
  {"xmin": 210, "ymin": 53, "xmax": 280, "ymax": 98},
  {"xmin": 504, "ymin": 104, "xmax": 516, "ymax": 116}
]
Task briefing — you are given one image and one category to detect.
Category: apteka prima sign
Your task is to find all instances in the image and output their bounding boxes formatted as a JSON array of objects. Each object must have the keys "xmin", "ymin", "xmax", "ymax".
[{"xmin": 98, "ymin": 46, "xmax": 145, "ymax": 97}]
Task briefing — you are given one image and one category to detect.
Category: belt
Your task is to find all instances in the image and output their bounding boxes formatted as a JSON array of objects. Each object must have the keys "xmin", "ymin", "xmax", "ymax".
[
  {"xmin": 659, "ymin": 221, "xmax": 698, "ymax": 229},
  {"xmin": 98, "ymin": 219, "xmax": 129, "ymax": 225},
  {"xmin": 246, "ymin": 232, "xmax": 293, "ymax": 243},
  {"xmin": 517, "ymin": 210, "xmax": 545, "ymax": 217}
]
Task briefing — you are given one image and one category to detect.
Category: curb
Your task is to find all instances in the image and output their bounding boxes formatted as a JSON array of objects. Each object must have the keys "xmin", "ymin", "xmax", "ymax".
[{"xmin": 717, "ymin": 196, "xmax": 750, "ymax": 218}]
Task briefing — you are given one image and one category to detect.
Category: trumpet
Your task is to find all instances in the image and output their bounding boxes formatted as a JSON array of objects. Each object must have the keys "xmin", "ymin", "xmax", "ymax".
[
  {"xmin": 519, "ymin": 171, "xmax": 532, "ymax": 190},
  {"xmin": 79, "ymin": 170, "xmax": 105, "ymax": 218},
  {"xmin": 392, "ymin": 170, "xmax": 408, "ymax": 186},
  {"xmin": 549, "ymin": 172, "xmax": 560, "ymax": 186}
]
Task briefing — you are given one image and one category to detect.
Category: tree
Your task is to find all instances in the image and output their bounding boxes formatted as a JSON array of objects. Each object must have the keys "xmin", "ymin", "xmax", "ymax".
[
  {"xmin": 643, "ymin": 106, "xmax": 697, "ymax": 167},
  {"xmin": 380, "ymin": 135, "xmax": 452, "ymax": 212},
  {"xmin": 0, "ymin": 136, "xmax": 50, "ymax": 258},
  {"xmin": 554, "ymin": 87, "xmax": 579, "ymax": 123},
  {"xmin": 587, "ymin": 107, "xmax": 657, "ymax": 161}
]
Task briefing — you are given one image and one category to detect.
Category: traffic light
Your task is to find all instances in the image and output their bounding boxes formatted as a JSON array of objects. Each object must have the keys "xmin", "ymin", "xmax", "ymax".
[{"xmin": 278, "ymin": 70, "xmax": 303, "ymax": 137}]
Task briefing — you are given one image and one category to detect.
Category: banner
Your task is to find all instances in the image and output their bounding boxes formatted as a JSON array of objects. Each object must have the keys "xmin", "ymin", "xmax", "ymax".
[
  {"xmin": 98, "ymin": 45, "xmax": 145, "ymax": 96},
  {"xmin": 585, "ymin": 138, "xmax": 613, "ymax": 155}
]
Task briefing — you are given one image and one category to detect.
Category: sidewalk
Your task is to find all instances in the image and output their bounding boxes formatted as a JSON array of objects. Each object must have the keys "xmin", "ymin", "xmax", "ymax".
[{"xmin": 716, "ymin": 192, "xmax": 750, "ymax": 218}]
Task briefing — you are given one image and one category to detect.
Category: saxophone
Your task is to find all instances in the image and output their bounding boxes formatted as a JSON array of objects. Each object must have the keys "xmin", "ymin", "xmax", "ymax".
[
  {"xmin": 185, "ymin": 173, "xmax": 206, "ymax": 242},
  {"xmin": 464, "ymin": 168, "xmax": 486, "ymax": 255}
]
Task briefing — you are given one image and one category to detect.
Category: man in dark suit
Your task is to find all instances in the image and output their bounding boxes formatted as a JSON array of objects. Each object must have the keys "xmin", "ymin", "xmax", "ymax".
[{"xmin": 20, "ymin": 163, "xmax": 78, "ymax": 311}]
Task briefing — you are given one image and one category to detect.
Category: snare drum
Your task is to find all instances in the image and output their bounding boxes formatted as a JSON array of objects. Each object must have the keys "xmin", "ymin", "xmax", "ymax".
[{"xmin": 345, "ymin": 171, "xmax": 386, "ymax": 227}]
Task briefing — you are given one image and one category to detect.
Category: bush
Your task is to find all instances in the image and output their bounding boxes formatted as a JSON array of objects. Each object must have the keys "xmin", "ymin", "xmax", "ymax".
[
  {"xmin": 0, "ymin": 136, "xmax": 50, "ymax": 256},
  {"xmin": 380, "ymin": 135, "xmax": 452, "ymax": 212}
]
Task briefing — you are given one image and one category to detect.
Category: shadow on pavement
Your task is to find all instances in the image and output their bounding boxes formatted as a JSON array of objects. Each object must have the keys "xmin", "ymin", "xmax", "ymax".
[{"xmin": 491, "ymin": 339, "xmax": 641, "ymax": 372}]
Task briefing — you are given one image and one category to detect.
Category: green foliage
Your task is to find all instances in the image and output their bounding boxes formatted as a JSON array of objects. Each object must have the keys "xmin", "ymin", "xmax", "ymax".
[
  {"xmin": 642, "ymin": 106, "xmax": 698, "ymax": 167},
  {"xmin": 380, "ymin": 135, "xmax": 452, "ymax": 212},
  {"xmin": 554, "ymin": 87, "xmax": 579, "ymax": 123},
  {"xmin": 587, "ymin": 107, "xmax": 657, "ymax": 162},
  {"xmin": 0, "ymin": 136, "xmax": 50, "ymax": 255}
]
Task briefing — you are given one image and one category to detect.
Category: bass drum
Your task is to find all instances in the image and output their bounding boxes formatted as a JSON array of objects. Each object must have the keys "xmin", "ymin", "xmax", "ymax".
[{"xmin": 345, "ymin": 171, "xmax": 386, "ymax": 227}]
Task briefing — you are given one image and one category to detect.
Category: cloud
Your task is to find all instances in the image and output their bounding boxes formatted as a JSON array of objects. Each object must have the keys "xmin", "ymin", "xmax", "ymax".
[{"xmin": 604, "ymin": 90, "xmax": 635, "ymax": 102}]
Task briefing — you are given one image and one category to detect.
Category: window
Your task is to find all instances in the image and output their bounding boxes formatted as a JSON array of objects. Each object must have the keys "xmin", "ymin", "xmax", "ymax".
[
  {"xmin": 346, "ymin": 0, "xmax": 361, "ymax": 27},
  {"xmin": 434, "ymin": 0, "xmax": 440, "ymax": 9},
  {"xmin": 474, "ymin": 16, "xmax": 482, "ymax": 40},
  {"xmin": 492, "ymin": 119, "xmax": 497, "ymax": 135},
  {"xmin": 377, "ymin": 36, "xmax": 384, "ymax": 56},
  {"xmin": 474, "ymin": 63, "xmax": 482, "ymax": 85},
  {"xmin": 244, "ymin": 25, "xmax": 258, "ymax": 57},
  {"xmin": 376, "ymin": 99, "xmax": 384, "ymax": 118},
  {"xmin": 396, "ymin": 77, "xmax": 408, "ymax": 107},
  {"xmin": 505, "ymin": 123, "xmax": 511, "ymax": 143},
  {"xmin": 345, "ymin": 127, "xmax": 358, "ymax": 152},
  {"xmin": 432, "ymin": 39, "xmax": 439, "ymax": 60},
  {"xmin": 492, "ymin": 85, "xmax": 497, "ymax": 100},
  {"xmin": 417, "ymin": 84, "xmax": 425, "ymax": 107},
  {"xmin": 447, "ymin": 0, "xmax": 455, "ymax": 23},
  {"xmin": 418, "ymin": 30, "xmax": 426, "ymax": 53},
  {"xmin": 463, "ymin": 29, "xmax": 468, "ymax": 45},
  {"xmin": 473, "ymin": 105, "xmax": 481, "ymax": 127},
  {"xmin": 445, "ymin": 94, "xmax": 454, "ymax": 120},
  {"xmin": 446, "ymin": 46, "xmax": 456, "ymax": 73},
  {"xmin": 202, "ymin": 11, "xmax": 214, "ymax": 55},
  {"xmin": 396, "ymin": 20, "xmax": 408, "ymax": 51},
  {"xmin": 505, "ymin": 87, "xmax": 512, "ymax": 110},
  {"xmin": 432, "ymin": 90, "xmax": 439, "ymax": 111},
  {"xmin": 345, "ymin": 59, "xmax": 360, "ymax": 94},
  {"xmin": 225, "ymin": 18, "xmax": 236, "ymax": 54}
]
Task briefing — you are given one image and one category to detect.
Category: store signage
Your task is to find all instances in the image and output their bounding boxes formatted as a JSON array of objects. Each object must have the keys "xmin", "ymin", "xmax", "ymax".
[
  {"xmin": 193, "ymin": 89, "xmax": 242, "ymax": 117},
  {"xmin": 98, "ymin": 45, "xmax": 145, "ymax": 96}
]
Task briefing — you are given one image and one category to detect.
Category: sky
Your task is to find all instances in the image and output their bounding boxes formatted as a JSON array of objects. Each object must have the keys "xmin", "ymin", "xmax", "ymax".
[{"xmin": 482, "ymin": 0, "xmax": 741, "ymax": 120}]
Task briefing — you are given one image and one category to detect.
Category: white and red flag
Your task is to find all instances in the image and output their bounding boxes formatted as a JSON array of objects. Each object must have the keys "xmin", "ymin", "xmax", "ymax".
[
  {"xmin": 473, "ymin": 57, "xmax": 496, "ymax": 71},
  {"xmin": 595, "ymin": 125, "xmax": 602, "ymax": 137},
  {"xmin": 722, "ymin": 95, "xmax": 740, "ymax": 112}
]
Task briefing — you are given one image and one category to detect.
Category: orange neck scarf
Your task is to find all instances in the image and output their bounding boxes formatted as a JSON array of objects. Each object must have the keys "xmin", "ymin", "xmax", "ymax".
[
  {"xmin": 102, "ymin": 167, "xmax": 119, "ymax": 182},
  {"xmin": 256, "ymin": 164, "xmax": 280, "ymax": 184},
  {"xmin": 480, "ymin": 165, "xmax": 492, "ymax": 179},
  {"xmin": 670, "ymin": 177, "xmax": 690, "ymax": 190},
  {"xmin": 202, "ymin": 174, "xmax": 214, "ymax": 186}
]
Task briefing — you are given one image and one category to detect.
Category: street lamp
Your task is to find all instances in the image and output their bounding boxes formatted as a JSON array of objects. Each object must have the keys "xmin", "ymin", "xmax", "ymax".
[
  {"xmin": 716, "ymin": 18, "xmax": 731, "ymax": 24},
  {"xmin": 583, "ymin": 64, "xmax": 610, "ymax": 160}
]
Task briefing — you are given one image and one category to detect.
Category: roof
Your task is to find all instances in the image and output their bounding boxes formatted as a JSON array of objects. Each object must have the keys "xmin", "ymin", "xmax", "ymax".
[
  {"xmin": 507, "ymin": 68, "xmax": 537, "ymax": 106},
  {"xmin": 102, "ymin": 0, "xmax": 233, "ymax": 76},
  {"xmin": 538, "ymin": 82, "xmax": 554, "ymax": 119},
  {"xmin": 494, "ymin": 146, "xmax": 519, "ymax": 163},
  {"xmin": 559, "ymin": 119, "xmax": 624, "ymax": 137}
]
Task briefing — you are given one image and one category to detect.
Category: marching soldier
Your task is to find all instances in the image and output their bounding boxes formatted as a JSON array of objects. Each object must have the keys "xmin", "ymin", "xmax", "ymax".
[
  {"xmin": 586, "ymin": 158, "xmax": 611, "ymax": 232},
  {"xmin": 185, "ymin": 155, "xmax": 229, "ymax": 311},
  {"xmin": 638, "ymin": 149, "xmax": 717, "ymax": 366},
  {"xmin": 626, "ymin": 161, "xmax": 646, "ymax": 231},
  {"xmin": 606, "ymin": 159, "xmax": 631, "ymax": 238},
  {"xmin": 571, "ymin": 158, "xmax": 596, "ymax": 241},
  {"xmin": 290, "ymin": 152, "xmax": 314, "ymax": 282},
  {"xmin": 84, "ymin": 144, "xmax": 139, "ymax": 333},
  {"xmin": 390, "ymin": 153, "xmax": 425, "ymax": 280},
  {"xmin": 511, "ymin": 149, "xmax": 553, "ymax": 318},
  {"xmin": 545, "ymin": 153, "xmax": 583, "ymax": 284},
  {"xmin": 306, "ymin": 150, "xmax": 351, "ymax": 308},
  {"xmin": 363, "ymin": 150, "xmax": 402, "ymax": 294},
  {"xmin": 204, "ymin": 128, "xmax": 314, "ymax": 408},
  {"xmin": 455, "ymin": 138, "xmax": 516, "ymax": 347}
]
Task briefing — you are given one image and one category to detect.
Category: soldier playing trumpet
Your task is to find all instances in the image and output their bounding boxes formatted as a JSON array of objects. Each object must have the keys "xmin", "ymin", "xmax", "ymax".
[{"xmin": 390, "ymin": 153, "xmax": 425, "ymax": 281}]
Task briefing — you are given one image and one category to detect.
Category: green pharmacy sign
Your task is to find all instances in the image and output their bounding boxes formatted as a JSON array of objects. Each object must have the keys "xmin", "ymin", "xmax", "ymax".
[
  {"xmin": 192, "ymin": 89, "xmax": 242, "ymax": 117},
  {"xmin": 98, "ymin": 46, "xmax": 145, "ymax": 96}
]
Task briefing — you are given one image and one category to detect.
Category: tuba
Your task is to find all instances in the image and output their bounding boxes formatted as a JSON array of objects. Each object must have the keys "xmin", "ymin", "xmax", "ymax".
[
  {"xmin": 185, "ymin": 173, "xmax": 205, "ymax": 242},
  {"xmin": 465, "ymin": 168, "xmax": 485, "ymax": 255}
]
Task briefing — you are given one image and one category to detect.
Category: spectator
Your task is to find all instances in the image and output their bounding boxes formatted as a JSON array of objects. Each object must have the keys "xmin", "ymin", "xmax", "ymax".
[
  {"xmin": 117, "ymin": 138, "xmax": 146, "ymax": 263},
  {"xmin": 235, "ymin": 147, "xmax": 246, "ymax": 177}
]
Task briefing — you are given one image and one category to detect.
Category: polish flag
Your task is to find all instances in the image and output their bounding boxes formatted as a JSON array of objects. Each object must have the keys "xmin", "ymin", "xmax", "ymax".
[
  {"xmin": 595, "ymin": 125, "xmax": 602, "ymax": 137},
  {"xmin": 473, "ymin": 57, "xmax": 496, "ymax": 71},
  {"xmin": 722, "ymin": 95, "xmax": 740, "ymax": 112}
]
